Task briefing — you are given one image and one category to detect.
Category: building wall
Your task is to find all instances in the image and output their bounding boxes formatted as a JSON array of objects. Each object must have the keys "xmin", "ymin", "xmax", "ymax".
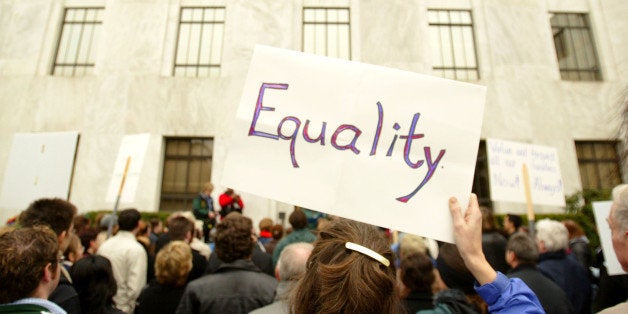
[{"xmin": 0, "ymin": 0, "xmax": 626, "ymax": 225}]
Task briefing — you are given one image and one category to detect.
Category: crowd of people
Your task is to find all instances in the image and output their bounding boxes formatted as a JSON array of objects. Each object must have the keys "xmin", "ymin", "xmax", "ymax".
[{"xmin": 0, "ymin": 183, "xmax": 627, "ymax": 314}]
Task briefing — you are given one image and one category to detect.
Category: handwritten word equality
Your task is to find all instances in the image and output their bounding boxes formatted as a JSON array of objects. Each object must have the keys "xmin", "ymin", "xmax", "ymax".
[{"xmin": 248, "ymin": 83, "xmax": 446, "ymax": 203}]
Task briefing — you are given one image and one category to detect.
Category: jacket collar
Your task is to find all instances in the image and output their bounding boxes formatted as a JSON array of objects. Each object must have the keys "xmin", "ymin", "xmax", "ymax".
[{"xmin": 214, "ymin": 259, "xmax": 261, "ymax": 274}]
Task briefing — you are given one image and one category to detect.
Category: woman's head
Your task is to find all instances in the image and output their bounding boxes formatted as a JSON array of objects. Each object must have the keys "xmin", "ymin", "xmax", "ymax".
[
  {"xmin": 155, "ymin": 241, "xmax": 193, "ymax": 287},
  {"xmin": 291, "ymin": 219, "xmax": 400, "ymax": 314},
  {"xmin": 70, "ymin": 255, "xmax": 117, "ymax": 314}
]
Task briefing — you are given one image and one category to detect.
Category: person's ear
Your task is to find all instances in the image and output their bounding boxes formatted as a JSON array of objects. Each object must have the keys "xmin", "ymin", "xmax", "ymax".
[
  {"xmin": 58, "ymin": 230, "xmax": 67, "ymax": 246},
  {"xmin": 43, "ymin": 263, "xmax": 55, "ymax": 283},
  {"xmin": 505, "ymin": 250, "xmax": 515, "ymax": 265}
]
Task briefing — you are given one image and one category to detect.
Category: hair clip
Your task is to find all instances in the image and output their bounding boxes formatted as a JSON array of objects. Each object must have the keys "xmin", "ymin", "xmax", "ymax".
[{"xmin": 345, "ymin": 242, "xmax": 390, "ymax": 267}]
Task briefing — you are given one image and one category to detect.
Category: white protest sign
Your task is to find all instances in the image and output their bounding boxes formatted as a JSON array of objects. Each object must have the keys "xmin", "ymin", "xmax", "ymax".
[
  {"xmin": 487, "ymin": 139, "xmax": 565, "ymax": 207},
  {"xmin": 105, "ymin": 133, "xmax": 150, "ymax": 203},
  {"xmin": 221, "ymin": 45, "xmax": 486, "ymax": 243},
  {"xmin": 0, "ymin": 131, "xmax": 78, "ymax": 225},
  {"xmin": 593, "ymin": 201, "xmax": 627, "ymax": 276}
]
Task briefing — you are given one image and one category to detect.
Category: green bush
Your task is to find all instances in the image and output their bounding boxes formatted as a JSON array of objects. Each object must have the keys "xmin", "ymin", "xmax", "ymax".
[{"xmin": 79, "ymin": 210, "xmax": 171, "ymax": 228}]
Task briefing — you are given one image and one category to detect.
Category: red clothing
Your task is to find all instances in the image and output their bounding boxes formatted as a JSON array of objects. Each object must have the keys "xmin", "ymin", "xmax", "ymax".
[{"xmin": 219, "ymin": 194, "xmax": 244, "ymax": 209}]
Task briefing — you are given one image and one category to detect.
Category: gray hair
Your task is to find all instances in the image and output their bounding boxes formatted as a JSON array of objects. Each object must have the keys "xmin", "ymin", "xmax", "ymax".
[
  {"xmin": 612, "ymin": 184, "xmax": 628, "ymax": 232},
  {"xmin": 535, "ymin": 219, "xmax": 568, "ymax": 252},
  {"xmin": 277, "ymin": 242, "xmax": 313, "ymax": 282}
]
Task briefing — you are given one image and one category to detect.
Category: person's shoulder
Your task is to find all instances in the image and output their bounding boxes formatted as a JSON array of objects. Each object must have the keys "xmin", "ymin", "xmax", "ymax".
[{"xmin": 0, "ymin": 303, "xmax": 50, "ymax": 314}]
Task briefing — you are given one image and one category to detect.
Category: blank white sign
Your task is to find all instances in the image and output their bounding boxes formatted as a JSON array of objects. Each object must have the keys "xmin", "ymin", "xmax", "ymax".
[{"xmin": 0, "ymin": 131, "xmax": 79, "ymax": 225}]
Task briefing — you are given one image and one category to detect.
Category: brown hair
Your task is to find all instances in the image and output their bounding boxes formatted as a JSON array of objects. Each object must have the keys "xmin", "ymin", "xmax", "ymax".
[
  {"xmin": 168, "ymin": 216, "xmax": 194, "ymax": 241},
  {"xmin": 155, "ymin": 241, "xmax": 193, "ymax": 287},
  {"xmin": 290, "ymin": 219, "xmax": 401, "ymax": 314},
  {"xmin": 259, "ymin": 218, "xmax": 273, "ymax": 232},
  {"xmin": 19, "ymin": 198, "xmax": 77, "ymax": 236},
  {"xmin": 271, "ymin": 224, "xmax": 284, "ymax": 240},
  {"xmin": 562, "ymin": 219, "xmax": 585, "ymax": 239},
  {"xmin": 215, "ymin": 214, "xmax": 253, "ymax": 263},
  {"xmin": 289, "ymin": 208, "xmax": 307, "ymax": 229},
  {"xmin": 480, "ymin": 206, "xmax": 497, "ymax": 232},
  {"xmin": 400, "ymin": 252, "xmax": 434, "ymax": 293},
  {"xmin": 0, "ymin": 226, "xmax": 59, "ymax": 303}
]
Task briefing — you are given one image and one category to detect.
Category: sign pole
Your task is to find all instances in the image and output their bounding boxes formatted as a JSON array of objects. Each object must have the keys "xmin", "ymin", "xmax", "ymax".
[
  {"xmin": 108, "ymin": 156, "xmax": 131, "ymax": 239},
  {"xmin": 522, "ymin": 163, "xmax": 535, "ymax": 236}
]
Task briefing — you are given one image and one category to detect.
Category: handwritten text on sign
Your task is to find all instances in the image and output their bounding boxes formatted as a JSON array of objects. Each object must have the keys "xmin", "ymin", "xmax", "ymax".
[
  {"xmin": 221, "ymin": 45, "xmax": 486, "ymax": 243},
  {"xmin": 487, "ymin": 139, "xmax": 565, "ymax": 207},
  {"xmin": 249, "ymin": 83, "xmax": 446, "ymax": 202}
]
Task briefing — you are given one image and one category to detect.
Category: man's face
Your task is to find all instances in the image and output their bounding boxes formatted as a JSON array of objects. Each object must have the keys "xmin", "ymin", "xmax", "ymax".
[
  {"xmin": 504, "ymin": 217, "xmax": 514, "ymax": 233},
  {"xmin": 608, "ymin": 202, "xmax": 628, "ymax": 272}
]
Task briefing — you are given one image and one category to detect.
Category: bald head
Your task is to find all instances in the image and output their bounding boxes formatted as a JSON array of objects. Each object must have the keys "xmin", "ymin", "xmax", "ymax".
[{"xmin": 277, "ymin": 242, "xmax": 313, "ymax": 282}]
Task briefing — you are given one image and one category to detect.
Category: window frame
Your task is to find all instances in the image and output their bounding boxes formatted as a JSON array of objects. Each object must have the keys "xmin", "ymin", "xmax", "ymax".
[
  {"xmin": 51, "ymin": 7, "xmax": 105, "ymax": 76},
  {"xmin": 302, "ymin": 7, "xmax": 352, "ymax": 60},
  {"xmin": 172, "ymin": 6, "xmax": 225, "ymax": 77},
  {"xmin": 159, "ymin": 137, "xmax": 214, "ymax": 212},
  {"xmin": 549, "ymin": 12, "xmax": 602, "ymax": 81},
  {"xmin": 427, "ymin": 9, "xmax": 480, "ymax": 81},
  {"xmin": 575, "ymin": 140, "xmax": 622, "ymax": 190}
]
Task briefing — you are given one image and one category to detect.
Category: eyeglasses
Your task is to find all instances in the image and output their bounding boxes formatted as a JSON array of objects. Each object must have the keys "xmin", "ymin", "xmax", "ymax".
[{"xmin": 56, "ymin": 256, "xmax": 65, "ymax": 264}]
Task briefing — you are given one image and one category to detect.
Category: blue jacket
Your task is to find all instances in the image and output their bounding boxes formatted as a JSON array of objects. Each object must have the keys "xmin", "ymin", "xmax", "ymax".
[{"xmin": 475, "ymin": 272, "xmax": 545, "ymax": 314}]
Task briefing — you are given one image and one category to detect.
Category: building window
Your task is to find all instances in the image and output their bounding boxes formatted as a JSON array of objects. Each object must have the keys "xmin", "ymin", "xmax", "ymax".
[
  {"xmin": 52, "ymin": 8, "xmax": 104, "ymax": 76},
  {"xmin": 472, "ymin": 140, "xmax": 491, "ymax": 206},
  {"xmin": 302, "ymin": 7, "xmax": 351, "ymax": 59},
  {"xmin": 428, "ymin": 9, "xmax": 479, "ymax": 80},
  {"xmin": 550, "ymin": 13, "xmax": 601, "ymax": 81},
  {"xmin": 174, "ymin": 7, "xmax": 225, "ymax": 77},
  {"xmin": 160, "ymin": 137, "xmax": 213, "ymax": 212},
  {"xmin": 576, "ymin": 141, "xmax": 622, "ymax": 190}
]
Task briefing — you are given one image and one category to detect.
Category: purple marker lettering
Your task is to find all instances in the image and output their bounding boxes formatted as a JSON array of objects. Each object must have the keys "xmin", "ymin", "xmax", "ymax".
[
  {"xmin": 370, "ymin": 102, "xmax": 384, "ymax": 155},
  {"xmin": 386, "ymin": 123, "xmax": 401, "ymax": 157},
  {"xmin": 277, "ymin": 116, "xmax": 301, "ymax": 168},
  {"xmin": 331, "ymin": 125, "xmax": 362, "ymax": 154},
  {"xmin": 303, "ymin": 120, "xmax": 327, "ymax": 145},
  {"xmin": 249, "ymin": 83, "xmax": 289, "ymax": 139},
  {"xmin": 396, "ymin": 147, "xmax": 446, "ymax": 203},
  {"xmin": 399, "ymin": 113, "xmax": 425, "ymax": 168}
]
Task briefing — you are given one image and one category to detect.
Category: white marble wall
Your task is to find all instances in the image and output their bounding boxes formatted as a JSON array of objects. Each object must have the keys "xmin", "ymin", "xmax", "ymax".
[{"xmin": 0, "ymin": 0, "xmax": 626, "ymax": 226}]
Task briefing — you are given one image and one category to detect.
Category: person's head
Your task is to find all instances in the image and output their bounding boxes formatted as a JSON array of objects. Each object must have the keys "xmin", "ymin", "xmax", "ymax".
[
  {"xmin": 562, "ymin": 219, "xmax": 586, "ymax": 240},
  {"xmin": 117, "ymin": 208, "xmax": 141, "ymax": 232},
  {"xmin": 610, "ymin": 184, "xmax": 628, "ymax": 271},
  {"xmin": 259, "ymin": 218, "xmax": 273, "ymax": 233},
  {"xmin": 99, "ymin": 214, "xmax": 118, "ymax": 232},
  {"xmin": 215, "ymin": 214, "xmax": 253, "ymax": 263},
  {"xmin": 535, "ymin": 219, "xmax": 569, "ymax": 253},
  {"xmin": 436, "ymin": 243, "xmax": 476, "ymax": 294},
  {"xmin": 224, "ymin": 188, "xmax": 235, "ymax": 196},
  {"xmin": 506, "ymin": 232, "xmax": 539, "ymax": 268},
  {"xmin": 155, "ymin": 241, "xmax": 193, "ymax": 287},
  {"xmin": 277, "ymin": 242, "xmax": 314, "ymax": 282},
  {"xmin": 399, "ymin": 234, "xmax": 427, "ymax": 258},
  {"xmin": 480, "ymin": 206, "xmax": 497, "ymax": 232},
  {"xmin": 78, "ymin": 227, "xmax": 99, "ymax": 255},
  {"xmin": 271, "ymin": 224, "xmax": 284, "ymax": 240},
  {"xmin": 399, "ymin": 252, "xmax": 434, "ymax": 294},
  {"xmin": 291, "ymin": 219, "xmax": 399, "ymax": 314},
  {"xmin": 63, "ymin": 233, "xmax": 85, "ymax": 263},
  {"xmin": 73, "ymin": 215, "xmax": 90, "ymax": 234},
  {"xmin": 150, "ymin": 218, "xmax": 163, "ymax": 234},
  {"xmin": 504, "ymin": 214, "xmax": 523, "ymax": 234},
  {"xmin": 0, "ymin": 227, "xmax": 60, "ymax": 303},
  {"xmin": 168, "ymin": 216, "xmax": 194, "ymax": 242},
  {"xmin": 202, "ymin": 182, "xmax": 214, "ymax": 195},
  {"xmin": 70, "ymin": 255, "xmax": 117, "ymax": 313},
  {"xmin": 289, "ymin": 208, "xmax": 307, "ymax": 230},
  {"xmin": 19, "ymin": 198, "xmax": 77, "ymax": 251}
]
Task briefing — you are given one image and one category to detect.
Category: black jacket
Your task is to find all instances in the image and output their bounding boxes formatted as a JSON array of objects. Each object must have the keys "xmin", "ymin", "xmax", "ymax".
[
  {"xmin": 49, "ymin": 270, "xmax": 81, "ymax": 314},
  {"xmin": 176, "ymin": 259, "xmax": 277, "ymax": 314},
  {"xmin": 538, "ymin": 250, "xmax": 591, "ymax": 314},
  {"xmin": 507, "ymin": 264, "xmax": 574, "ymax": 314}
]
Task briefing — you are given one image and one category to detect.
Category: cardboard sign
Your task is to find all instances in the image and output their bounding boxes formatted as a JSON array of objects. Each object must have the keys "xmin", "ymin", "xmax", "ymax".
[
  {"xmin": 105, "ymin": 133, "xmax": 150, "ymax": 203},
  {"xmin": 593, "ymin": 201, "xmax": 627, "ymax": 276},
  {"xmin": 487, "ymin": 139, "xmax": 565, "ymax": 207},
  {"xmin": 0, "ymin": 131, "xmax": 78, "ymax": 225},
  {"xmin": 221, "ymin": 46, "xmax": 486, "ymax": 243}
]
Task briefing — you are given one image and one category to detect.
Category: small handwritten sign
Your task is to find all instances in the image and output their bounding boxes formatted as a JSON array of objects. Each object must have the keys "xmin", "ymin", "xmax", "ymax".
[
  {"xmin": 487, "ymin": 139, "xmax": 565, "ymax": 206},
  {"xmin": 221, "ymin": 46, "xmax": 486, "ymax": 243}
]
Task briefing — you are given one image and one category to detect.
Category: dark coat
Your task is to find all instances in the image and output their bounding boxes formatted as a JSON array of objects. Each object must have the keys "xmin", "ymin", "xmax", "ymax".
[
  {"xmin": 507, "ymin": 264, "xmax": 574, "ymax": 314},
  {"xmin": 402, "ymin": 290, "xmax": 434, "ymax": 313},
  {"xmin": 538, "ymin": 250, "xmax": 592, "ymax": 314},
  {"xmin": 206, "ymin": 245, "xmax": 274, "ymax": 277},
  {"xmin": 49, "ymin": 270, "xmax": 82, "ymax": 314},
  {"xmin": 135, "ymin": 282, "xmax": 186, "ymax": 314},
  {"xmin": 481, "ymin": 231, "xmax": 510, "ymax": 274},
  {"xmin": 176, "ymin": 259, "xmax": 277, "ymax": 314}
]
